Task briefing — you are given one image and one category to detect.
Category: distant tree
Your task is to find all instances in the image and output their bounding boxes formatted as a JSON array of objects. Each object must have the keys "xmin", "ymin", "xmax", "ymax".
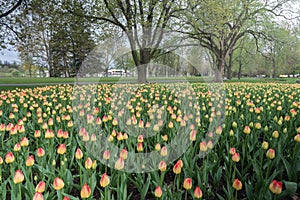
[
  {"xmin": 69, "ymin": 0, "xmax": 181, "ymax": 83},
  {"xmin": 180, "ymin": 0, "xmax": 295, "ymax": 81}
]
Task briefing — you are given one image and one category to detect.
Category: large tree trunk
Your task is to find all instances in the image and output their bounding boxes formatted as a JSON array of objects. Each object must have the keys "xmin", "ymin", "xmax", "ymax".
[
  {"xmin": 272, "ymin": 57, "xmax": 277, "ymax": 78},
  {"xmin": 215, "ymin": 55, "xmax": 225, "ymax": 82},
  {"xmin": 226, "ymin": 67, "xmax": 232, "ymax": 80},
  {"xmin": 137, "ymin": 65, "xmax": 148, "ymax": 83},
  {"xmin": 238, "ymin": 60, "xmax": 242, "ymax": 80},
  {"xmin": 226, "ymin": 51, "xmax": 233, "ymax": 80},
  {"xmin": 136, "ymin": 49, "xmax": 151, "ymax": 83}
]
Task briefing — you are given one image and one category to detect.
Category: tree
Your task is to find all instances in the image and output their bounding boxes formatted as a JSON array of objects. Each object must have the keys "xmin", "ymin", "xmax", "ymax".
[
  {"xmin": 69, "ymin": 0, "xmax": 180, "ymax": 83},
  {"xmin": 15, "ymin": 0, "xmax": 95, "ymax": 77},
  {"xmin": 180, "ymin": 0, "xmax": 294, "ymax": 82}
]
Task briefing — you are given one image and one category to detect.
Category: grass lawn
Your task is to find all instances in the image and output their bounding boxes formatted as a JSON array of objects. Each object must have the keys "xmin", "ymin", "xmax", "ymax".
[{"xmin": 0, "ymin": 76, "xmax": 299, "ymax": 91}]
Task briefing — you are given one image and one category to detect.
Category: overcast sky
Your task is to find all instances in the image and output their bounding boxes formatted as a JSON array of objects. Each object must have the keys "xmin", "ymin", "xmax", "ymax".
[{"xmin": 0, "ymin": 48, "xmax": 20, "ymax": 63}]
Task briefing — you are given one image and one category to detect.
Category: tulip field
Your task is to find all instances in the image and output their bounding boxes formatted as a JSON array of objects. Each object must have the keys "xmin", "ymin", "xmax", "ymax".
[{"xmin": 0, "ymin": 82, "xmax": 299, "ymax": 200}]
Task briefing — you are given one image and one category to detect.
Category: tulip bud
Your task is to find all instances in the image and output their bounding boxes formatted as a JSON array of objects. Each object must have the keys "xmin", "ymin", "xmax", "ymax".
[
  {"xmin": 5, "ymin": 152, "xmax": 15, "ymax": 163},
  {"xmin": 137, "ymin": 143, "xmax": 143, "ymax": 152},
  {"xmin": 80, "ymin": 183, "xmax": 91, "ymax": 199},
  {"xmin": 36, "ymin": 148, "xmax": 45, "ymax": 157},
  {"xmin": 154, "ymin": 186, "xmax": 162, "ymax": 198},
  {"xmin": 232, "ymin": 153, "xmax": 240, "ymax": 162},
  {"xmin": 120, "ymin": 149, "xmax": 128, "ymax": 160},
  {"xmin": 183, "ymin": 178, "xmax": 192, "ymax": 190},
  {"xmin": 232, "ymin": 121, "xmax": 237, "ymax": 128},
  {"xmin": 13, "ymin": 170, "xmax": 24, "ymax": 184},
  {"xmin": 243, "ymin": 126, "xmax": 251, "ymax": 134},
  {"xmin": 294, "ymin": 134, "xmax": 300, "ymax": 142},
  {"xmin": 57, "ymin": 129, "xmax": 64, "ymax": 138},
  {"xmin": 14, "ymin": 143, "xmax": 21, "ymax": 151},
  {"xmin": 173, "ymin": 162, "xmax": 181, "ymax": 174},
  {"xmin": 35, "ymin": 181, "xmax": 46, "ymax": 193},
  {"xmin": 75, "ymin": 148, "xmax": 83, "ymax": 159},
  {"xmin": 232, "ymin": 179, "xmax": 242, "ymax": 190},
  {"xmin": 155, "ymin": 143, "xmax": 161, "ymax": 151},
  {"xmin": 194, "ymin": 186, "xmax": 203, "ymax": 199},
  {"xmin": 57, "ymin": 144, "xmax": 66, "ymax": 155},
  {"xmin": 229, "ymin": 148, "xmax": 236, "ymax": 155},
  {"xmin": 103, "ymin": 150, "xmax": 110, "ymax": 160},
  {"xmin": 269, "ymin": 180, "xmax": 282, "ymax": 194},
  {"xmin": 33, "ymin": 192, "xmax": 44, "ymax": 200},
  {"xmin": 92, "ymin": 160, "xmax": 97, "ymax": 169},
  {"xmin": 262, "ymin": 141, "xmax": 269, "ymax": 150},
  {"xmin": 100, "ymin": 173, "xmax": 110, "ymax": 187},
  {"xmin": 272, "ymin": 131, "xmax": 279, "ymax": 139},
  {"xmin": 85, "ymin": 157, "xmax": 93, "ymax": 169},
  {"xmin": 115, "ymin": 157, "xmax": 124, "ymax": 170},
  {"xmin": 200, "ymin": 142, "xmax": 207, "ymax": 152},
  {"xmin": 53, "ymin": 177, "xmax": 64, "ymax": 190},
  {"xmin": 158, "ymin": 161, "xmax": 167, "ymax": 172},
  {"xmin": 190, "ymin": 130, "xmax": 196, "ymax": 141},
  {"xmin": 160, "ymin": 146, "xmax": 167, "ymax": 157},
  {"xmin": 266, "ymin": 148, "xmax": 275, "ymax": 159},
  {"xmin": 26, "ymin": 155, "xmax": 35, "ymax": 166},
  {"xmin": 216, "ymin": 126, "xmax": 222, "ymax": 135}
]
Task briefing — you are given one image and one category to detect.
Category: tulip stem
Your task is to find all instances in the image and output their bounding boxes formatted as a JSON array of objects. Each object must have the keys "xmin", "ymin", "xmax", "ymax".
[
  {"xmin": 235, "ymin": 190, "xmax": 238, "ymax": 200},
  {"xmin": 19, "ymin": 183, "xmax": 21, "ymax": 200},
  {"xmin": 160, "ymin": 171, "xmax": 165, "ymax": 186},
  {"xmin": 184, "ymin": 190, "xmax": 188, "ymax": 200},
  {"xmin": 57, "ymin": 190, "xmax": 62, "ymax": 200}
]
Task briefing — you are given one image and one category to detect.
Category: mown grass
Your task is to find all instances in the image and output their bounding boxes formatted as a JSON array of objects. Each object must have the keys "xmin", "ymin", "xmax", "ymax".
[{"xmin": 0, "ymin": 76, "xmax": 299, "ymax": 91}]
